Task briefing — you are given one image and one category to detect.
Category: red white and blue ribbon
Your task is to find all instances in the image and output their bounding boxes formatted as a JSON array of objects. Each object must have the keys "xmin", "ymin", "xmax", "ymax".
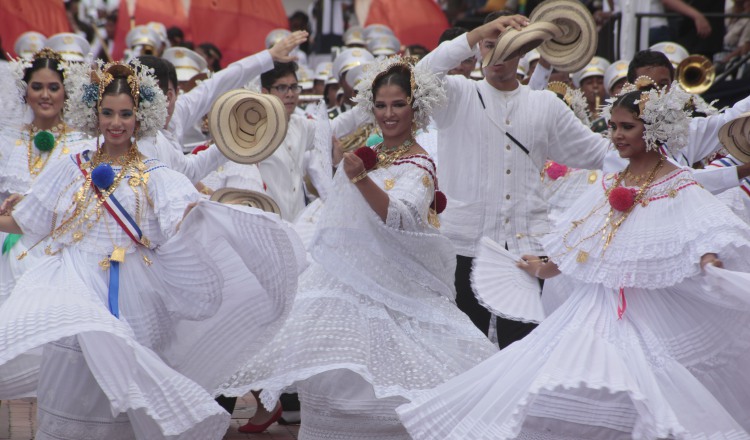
[{"xmin": 76, "ymin": 151, "xmax": 148, "ymax": 318}]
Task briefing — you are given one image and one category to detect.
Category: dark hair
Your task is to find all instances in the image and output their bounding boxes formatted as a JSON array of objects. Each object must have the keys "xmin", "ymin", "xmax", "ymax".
[
  {"xmin": 610, "ymin": 90, "xmax": 643, "ymax": 118},
  {"xmin": 261, "ymin": 61, "xmax": 298, "ymax": 90},
  {"xmin": 167, "ymin": 26, "xmax": 184, "ymax": 42},
  {"xmin": 198, "ymin": 42, "xmax": 222, "ymax": 71},
  {"xmin": 371, "ymin": 64, "xmax": 412, "ymax": 101},
  {"xmin": 627, "ymin": 50, "xmax": 674, "ymax": 83},
  {"xmin": 484, "ymin": 10, "xmax": 514, "ymax": 25},
  {"xmin": 439, "ymin": 27, "xmax": 468, "ymax": 44},
  {"xmin": 406, "ymin": 44, "xmax": 429, "ymax": 58},
  {"xmin": 133, "ymin": 56, "xmax": 176, "ymax": 94},
  {"xmin": 180, "ymin": 41, "xmax": 195, "ymax": 50},
  {"xmin": 23, "ymin": 57, "xmax": 65, "ymax": 85}
]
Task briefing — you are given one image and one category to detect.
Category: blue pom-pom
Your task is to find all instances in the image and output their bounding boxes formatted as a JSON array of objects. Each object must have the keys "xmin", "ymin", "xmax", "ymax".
[
  {"xmin": 91, "ymin": 163, "xmax": 115, "ymax": 189},
  {"xmin": 365, "ymin": 133, "xmax": 384, "ymax": 147}
]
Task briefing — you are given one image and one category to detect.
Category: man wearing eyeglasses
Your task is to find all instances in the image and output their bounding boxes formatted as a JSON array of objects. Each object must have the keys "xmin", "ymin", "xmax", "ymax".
[{"xmin": 257, "ymin": 61, "xmax": 318, "ymax": 221}]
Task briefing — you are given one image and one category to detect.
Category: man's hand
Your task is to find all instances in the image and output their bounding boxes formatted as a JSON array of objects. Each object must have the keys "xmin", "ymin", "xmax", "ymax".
[{"xmin": 269, "ymin": 31, "xmax": 309, "ymax": 63}]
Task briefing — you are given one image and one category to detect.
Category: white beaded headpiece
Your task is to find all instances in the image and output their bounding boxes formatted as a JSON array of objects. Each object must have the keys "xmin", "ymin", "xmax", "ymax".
[
  {"xmin": 353, "ymin": 55, "xmax": 446, "ymax": 131},
  {"xmin": 64, "ymin": 60, "xmax": 167, "ymax": 138}
]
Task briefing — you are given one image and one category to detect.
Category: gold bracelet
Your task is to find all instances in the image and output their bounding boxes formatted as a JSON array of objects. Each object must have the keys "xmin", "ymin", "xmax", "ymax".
[{"xmin": 350, "ymin": 171, "xmax": 368, "ymax": 184}]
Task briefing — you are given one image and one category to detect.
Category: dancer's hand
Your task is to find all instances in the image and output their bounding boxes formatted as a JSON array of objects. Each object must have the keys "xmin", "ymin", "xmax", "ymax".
[
  {"xmin": 517, "ymin": 255, "xmax": 559, "ymax": 279},
  {"xmin": 0, "ymin": 193, "xmax": 23, "ymax": 215},
  {"xmin": 700, "ymin": 253, "xmax": 723, "ymax": 270},
  {"xmin": 468, "ymin": 14, "xmax": 529, "ymax": 46},
  {"xmin": 342, "ymin": 151, "xmax": 366, "ymax": 182}
]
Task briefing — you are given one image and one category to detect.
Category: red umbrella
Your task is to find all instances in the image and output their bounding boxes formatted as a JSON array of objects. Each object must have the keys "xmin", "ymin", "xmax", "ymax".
[{"xmin": 365, "ymin": 0, "xmax": 449, "ymax": 50}]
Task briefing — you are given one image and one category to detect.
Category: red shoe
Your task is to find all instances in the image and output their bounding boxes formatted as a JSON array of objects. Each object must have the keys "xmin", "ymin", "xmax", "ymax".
[{"xmin": 237, "ymin": 406, "xmax": 283, "ymax": 433}]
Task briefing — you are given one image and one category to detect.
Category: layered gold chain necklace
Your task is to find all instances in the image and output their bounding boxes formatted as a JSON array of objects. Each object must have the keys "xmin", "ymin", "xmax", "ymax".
[{"xmin": 374, "ymin": 138, "xmax": 415, "ymax": 169}]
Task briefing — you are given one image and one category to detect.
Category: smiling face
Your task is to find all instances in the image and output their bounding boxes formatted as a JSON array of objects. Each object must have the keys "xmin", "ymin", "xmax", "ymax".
[
  {"xmin": 609, "ymin": 106, "xmax": 647, "ymax": 159},
  {"xmin": 373, "ymin": 83, "xmax": 414, "ymax": 143},
  {"xmin": 26, "ymin": 68, "xmax": 65, "ymax": 125},
  {"xmin": 99, "ymin": 93, "xmax": 137, "ymax": 150}
]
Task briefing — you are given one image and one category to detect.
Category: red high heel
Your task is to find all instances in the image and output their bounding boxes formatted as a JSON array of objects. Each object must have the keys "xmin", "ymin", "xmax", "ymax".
[{"xmin": 237, "ymin": 405, "xmax": 283, "ymax": 433}]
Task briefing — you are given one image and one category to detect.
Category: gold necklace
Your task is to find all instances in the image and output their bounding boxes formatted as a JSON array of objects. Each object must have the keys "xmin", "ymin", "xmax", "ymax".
[
  {"xmin": 559, "ymin": 157, "xmax": 664, "ymax": 263},
  {"xmin": 26, "ymin": 123, "xmax": 69, "ymax": 176},
  {"xmin": 375, "ymin": 138, "xmax": 415, "ymax": 169}
]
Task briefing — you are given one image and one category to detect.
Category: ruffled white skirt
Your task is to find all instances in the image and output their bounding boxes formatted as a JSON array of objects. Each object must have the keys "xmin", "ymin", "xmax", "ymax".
[
  {"xmin": 234, "ymin": 263, "xmax": 496, "ymax": 439},
  {"xmin": 0, "ymin": 202, "xmax": 303, "ymax": 439},
  {"xmin": 398, "ymin": 278, "xmax": 750, "ymax": 439}
]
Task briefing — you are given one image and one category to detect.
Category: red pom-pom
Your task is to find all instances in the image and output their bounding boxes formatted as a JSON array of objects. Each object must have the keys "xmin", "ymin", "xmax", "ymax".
[
  {"xmin": 608, "ymin": 186, "xmax": 637, "ymax": 212},
  {"xmin": 432, "ymin": 190, "xmax": 447, "ymax": 214},
  {"xmin": 191, "ymin": 144, "xmax": 209, "ymax": 155},
  {"xmin": 545, "ymin": 162, "xmax": 568, "ymax": 180},
  {"xmin": 354, "ymin": 146, "xmax": 377, "ymax": 170}
]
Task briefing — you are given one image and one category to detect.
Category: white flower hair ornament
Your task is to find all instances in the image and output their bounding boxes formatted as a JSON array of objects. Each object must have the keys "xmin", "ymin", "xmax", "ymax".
[
  {"xmin": 353, "ymin": 55, "xmax": 446, "ymax": 131},
  {"xmin": 64, "ymin": 60, "xmax": 167, "ymax": 138},
  {"xmin": 601, "ymin": 80, "xmax": 692, "ymax": 155},
  {"xmin": 1, "ymin": 49, "xmax": 68, "ymax": 128}
]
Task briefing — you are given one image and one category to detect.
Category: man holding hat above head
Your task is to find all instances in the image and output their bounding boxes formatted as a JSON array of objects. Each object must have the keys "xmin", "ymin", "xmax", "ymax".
[
  {"xmin": 13, "ymin": 32, "xmax": 46, "ymax": 60},
  {"xmin": 131, "ymin": 31, "xmax": 309, "ymax": 185},
  {"xmin": 604, "ymin": 59, "xmax": 629, "ymax": 97},
  {"xmin": 572, "ymin": 56, "xmax": 610, "ymax": 131},
  {"xmin": 45, "ymin": 33, "xmax": 90, "ymax": 63},
  {"xmin": 417, "ymin": 8, "xmax": 613, "ymax": 348}
]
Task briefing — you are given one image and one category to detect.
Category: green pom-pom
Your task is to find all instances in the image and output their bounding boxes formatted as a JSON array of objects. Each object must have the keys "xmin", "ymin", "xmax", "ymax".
[
  {"xmin": 34, "ymin": 131, "xmax": 56, "ymax": 152},
  {"xmin": 2, "ymin": 234, "xmax": 21, "ymax": 255},
  {"xmin": 365, "ymin": 133, "xmax": 384, "ymax": 147}
]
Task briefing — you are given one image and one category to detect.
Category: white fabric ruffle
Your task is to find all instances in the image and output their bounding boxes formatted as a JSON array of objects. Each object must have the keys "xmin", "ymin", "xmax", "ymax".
[
  {"xmin": 0, "ymin": 154, "xmax": 304, "ymax": 438},
  {"xmin": 230, "ymin": 156, "xmax": 496, "ymax": 417},
  {"xmin": 544, "ymin": 169, "xmax": 750, "ymax": 289}
]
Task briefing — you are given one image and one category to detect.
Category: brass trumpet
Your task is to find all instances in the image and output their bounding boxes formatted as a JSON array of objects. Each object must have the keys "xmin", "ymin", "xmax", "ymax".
[{"xmin": 677, "ymin": 55, "xmax": 715, "ymax": 94}]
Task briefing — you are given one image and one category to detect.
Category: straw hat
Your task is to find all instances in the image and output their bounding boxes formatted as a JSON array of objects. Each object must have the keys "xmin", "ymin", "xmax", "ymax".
[
  {"xmin": 209, "ymin": 90, "xmax": 288, "ymax": 164},
  {"xmin": 719, "ymin": 112, "xmax": 750, "ymax": 163},
  {"xmin": 484, "ymin": 0, "xmax": 596, "ymax": 73},
  {"xmin": 210, "ymin": 188, "xmax": 281, "ymax": 215}
]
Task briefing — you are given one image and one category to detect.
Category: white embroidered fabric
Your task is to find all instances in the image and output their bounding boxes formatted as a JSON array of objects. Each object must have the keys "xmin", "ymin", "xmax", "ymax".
[
  {"xmin": 397, "ymin": 167, "xmax": 750, "ymax": 439},
  {"xmin": 223, "ymin": 156, "xmax": 497, "ymax": 428},
  {"xmin": 544, "ymin": 168, "xmax": 750, "ymax": 289},
  {"xmin": 0, "ymin": 155, "xmax": 303, "ymax": 437}
]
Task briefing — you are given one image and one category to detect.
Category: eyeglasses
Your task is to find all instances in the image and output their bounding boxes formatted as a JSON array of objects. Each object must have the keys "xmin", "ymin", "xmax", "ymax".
[{"xmin": 270, "ymin": 84, "xmax": 303, "ymax": 94}]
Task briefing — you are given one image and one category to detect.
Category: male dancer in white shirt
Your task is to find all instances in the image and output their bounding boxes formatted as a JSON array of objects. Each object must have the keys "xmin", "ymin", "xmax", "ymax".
[{"xmin": 418, "ymin": 12, "xmax": 612, "ymax": 348}]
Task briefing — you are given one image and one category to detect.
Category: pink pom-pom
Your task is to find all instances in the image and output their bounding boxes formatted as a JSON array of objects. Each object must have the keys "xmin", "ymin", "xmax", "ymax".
[
  {"xmin": 545, "ymin": 162, "xmax": 568, "ymax": 180},
  {"xmin": 608, "ymin": 186, "xmax": 637, "ymax": 212},
  {"xmin": 432, "ymin": 190, "xmax": 447, "ymax": 214},
  {"xmin": 354, "ymin": 146, "xmax": 378, "ymax": 170}
]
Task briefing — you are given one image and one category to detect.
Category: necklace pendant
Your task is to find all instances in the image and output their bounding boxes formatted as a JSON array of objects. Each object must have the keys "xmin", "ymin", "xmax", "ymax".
[
  {"xmin": 576, "ymin": 250, "xmax": 589, "ymax": 263},
  {"xmin": 16, "ymin": 250, "xmax": 28, "ymax": 261},
  {"xmin": 62, "ymin": 146, "xmax": 69, "ymax": 154},
  {"xmin": 587, "ymin": 171, "xmax": 597, "ymax": 184},
  {"xmin": 99, "ymin": 258, "xmax": 111, "ymax": 270},
  {"xmin": 142, "ymin": 254, "xmax": 153, "ymax": 266},
  {"xmin": 110, "ymin": 246, "xmax": 126, "ymax": 263},
  {"xmin": 72, "ymin": 231, "xmax": 84, "ymax": 242},
  {"xmin": 384, "ymin": 178, "xmax": 395, "ymax": 190}
]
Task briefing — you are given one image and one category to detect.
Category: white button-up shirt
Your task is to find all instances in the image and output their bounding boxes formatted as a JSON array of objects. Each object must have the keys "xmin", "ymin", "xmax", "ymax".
[
  {"xmin": 418, "ymin": 34, "xmax": 610, "ymax": 257},
  {"xmin": 258, "ymin": 114, "xmax": 316, "ymax": 221}
]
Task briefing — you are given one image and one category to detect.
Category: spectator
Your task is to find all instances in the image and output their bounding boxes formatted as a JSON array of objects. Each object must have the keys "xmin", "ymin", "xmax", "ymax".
[
  {"xmin": 717, "ymin": 0, "xmax": 750, "ymax": 66},
  {"xmin": 167, "ymin": 26, "xmax": 185, "ymax": 48},
  {"xmin": 196, "ymin": 42, "xmax": 222, "ymax": 72}
]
